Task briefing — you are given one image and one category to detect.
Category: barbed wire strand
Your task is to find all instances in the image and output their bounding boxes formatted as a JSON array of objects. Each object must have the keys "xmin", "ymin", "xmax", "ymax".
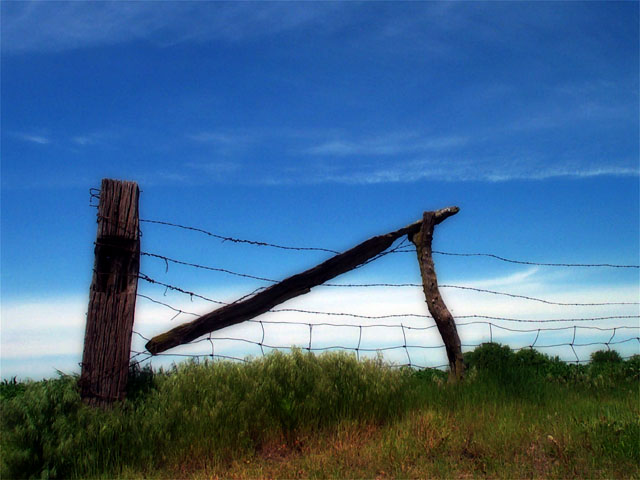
[
  {"xmin": 430, "ymin": 250, "xmax": 639, "ymax": 269},
  {"xmin": 139, "ymin": 249, "xmax": 640, "ymax": 303},
  {"xmin": 136, "ymin": 290, "xmax": 640, "ymax": 324},
  {"xmin": 138, "ymin": 251, "xmax": 639, "ymax": 306},
  {"xmin": 140, "ymin": 219, "xmax": 340, "ymax": 254},
  {"xmin": 138, "ymin": 217, "xmax": 639, "ymax": 269}
]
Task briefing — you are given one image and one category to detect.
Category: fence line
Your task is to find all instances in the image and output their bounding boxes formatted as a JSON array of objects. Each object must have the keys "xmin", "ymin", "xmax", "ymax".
[
  {"xmin": 132, "ymin": 279, "xmax": 639, "ymax": 370},
  {"xmin": 89, "ymin": 190, "xmax": 639, "ymax": 374},
  {"xmin": 128, "ymin": 314, "xmax": 639, "ymax": 370}
]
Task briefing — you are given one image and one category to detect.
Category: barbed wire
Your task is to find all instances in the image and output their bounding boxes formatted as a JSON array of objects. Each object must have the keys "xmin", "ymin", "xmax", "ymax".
[
  {"xmin": 438, "ymin": 285, "xmax": 639, "ymax": 306},
  {"xmin": 137, "ymin": 265, "xmax": 639, "ymax": 307},
  {"xmin": 95, "ymin": 201, "xmax": 639, "ymax": 309},
  {"xmin": 138, "ymin": 273, "xmax": 227, "ymax": 305},
  {"xmin": 136, "ymin": 292, "xmax": 640, "ymax": 327},
  {"xmin": 138, "ymin": 216, "xmax": 639, "ymax": 269},
  {"xmin": 140, "ymin": 219, "xmax": 340, "ymax": 254},
  {"xmin": 141, "ymin": 249, "xmax": 640, "ymax": 307},
  {"xmin": 141, "ymin": 252, "xmax": 276, "ymax": 283},
  {"xmin": 430, "ymin": 250, "xmax": 640, "ymax": 269}
]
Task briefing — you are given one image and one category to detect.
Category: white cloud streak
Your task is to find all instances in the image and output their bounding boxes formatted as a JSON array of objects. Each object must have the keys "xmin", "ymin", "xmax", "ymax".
[
  {"xmin": 1, "ymin": 2, "xmax": 350, "ymax": 54},
  {"xmin": 304, "ymin": 158, "xmax": 640, "ymax": 185},
  {"xmin": 2, "ymin": 268, "xmax": 638, "ymax": 379},
  {"xmin": 70, "ymin": 131, "xmax": 115, "ymax": 147},
  {"xmin": 12, "ymin": 132, "xmax": 51, "ymax": 145},
  {"xmin": 304, "ymin": 134, "xmax": 469, "ymax": 156},
  {"xmin": 177, "ymin": 125, "xmax": 638, "ymax": 186}
]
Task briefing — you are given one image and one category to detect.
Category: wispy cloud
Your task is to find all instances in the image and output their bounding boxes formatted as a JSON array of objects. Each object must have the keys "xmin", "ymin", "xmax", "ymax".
[
  {"xmin": 72, "ymin": 136, "xmax": 94, "ymax": 146},
  {"xmin": 133, "ymin": 171, "xmax": 191, "ymax": 187},
  {"xmin": 185, "ymin": 161, "xmax": 241, "ymax": 180},
  {"xmin": 12, "ymin": 132, "xmax": 51, "ymax": 145},
  {"xmin": 463, "ymin": 267, "xmax": 542, "ymax": 289},
  {"xmin": 508, "ymin": 100, "xmax": 635, "ymax": 132},
  {"xmin": 304, "ymin": 133, "xmax": 469, "ymax": 156},
  {"xmin": 483, "ymin": 165, "xmax": 640, "ymax": 182},
  {"xmin": 70, "ymin": 129, "xmax": 127, "ymax": 150},
  {"xmin": 186, "ymin": 131, "xmax": 256, "ymax": 153},
  {"xmin": 298, "ymin": 157, "xmax": 640, "ymax": 185},
  {"xmin": 1, "ymin": 2, "xmax": 350, "ymax": 54},
  {"xmin": 188, "ymin": 132, "xmax": 247, "ymax": 145}
]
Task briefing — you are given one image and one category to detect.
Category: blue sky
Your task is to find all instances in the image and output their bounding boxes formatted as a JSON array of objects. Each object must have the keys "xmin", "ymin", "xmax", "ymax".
[{"xmin": 1, "ymin": 1, "xmax": 638, "ymax": 379}]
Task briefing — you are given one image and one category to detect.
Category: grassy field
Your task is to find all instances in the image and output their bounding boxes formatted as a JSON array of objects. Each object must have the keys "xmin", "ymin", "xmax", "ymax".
[{"xmin": 1, "ymin": 344, "xmax": 638, "ymax": 479}]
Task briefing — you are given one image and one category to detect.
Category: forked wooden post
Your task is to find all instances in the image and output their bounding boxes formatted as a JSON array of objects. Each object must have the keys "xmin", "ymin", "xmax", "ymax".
[
  {"xmin": 80, "ymin": 179, "xmax": 140, "ymax": 407},
  {"xmin": 411, "ymin": 210, "xmax": 465, "ymax": 381}
]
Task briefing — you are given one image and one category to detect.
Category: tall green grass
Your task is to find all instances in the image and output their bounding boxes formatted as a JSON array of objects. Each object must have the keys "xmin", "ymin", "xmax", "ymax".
[{"xmin": 1, "ymin": 345, "xmax": 638, "ymax": 479}]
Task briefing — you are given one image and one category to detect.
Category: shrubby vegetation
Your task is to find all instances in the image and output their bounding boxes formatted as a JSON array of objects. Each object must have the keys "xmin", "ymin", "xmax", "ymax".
[
  {"xmin": 1, "ymin": 345, "xmax": 638, "ymax": 479},
  {"xmin": 464, "ymin": 343, "xmax": 639, "ymax": 389}
]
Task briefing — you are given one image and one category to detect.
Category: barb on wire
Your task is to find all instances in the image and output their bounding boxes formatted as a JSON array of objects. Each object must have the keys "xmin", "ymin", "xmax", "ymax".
[
  {"xmin": 137, "ymin": 273, "xmax": 228, "ymax": 305},
  {"xmin": 140, "ymin": 218, "xmax": 340, "ymax": 254},
  {"xmin": 89, "ymin": 188, "xmax": 100, "ymax": 207},
  {"xmin": 141, "ymin": 252, "xmax": 277, "ymax": 283}
]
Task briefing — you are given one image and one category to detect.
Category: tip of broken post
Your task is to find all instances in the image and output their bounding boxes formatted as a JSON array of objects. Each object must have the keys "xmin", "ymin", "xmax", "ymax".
[{"xmin": 433, "ymin": 206, "xmax": 460, "ymax": 224}]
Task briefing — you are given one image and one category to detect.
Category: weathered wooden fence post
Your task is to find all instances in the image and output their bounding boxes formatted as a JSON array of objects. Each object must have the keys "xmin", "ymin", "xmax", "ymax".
[
  {"xmin": 80, "ymin": 179, "xmax": 140, "ymax": 407},
  {"xmin": 411, "ymin": 210, "xmax": 465, "ymax": 381}
]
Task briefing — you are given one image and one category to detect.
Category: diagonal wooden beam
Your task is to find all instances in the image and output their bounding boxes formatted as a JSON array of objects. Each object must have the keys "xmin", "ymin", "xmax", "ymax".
[{"xmin": 145, "ymin": 206, "xmax": 459, "ymax": 355}]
